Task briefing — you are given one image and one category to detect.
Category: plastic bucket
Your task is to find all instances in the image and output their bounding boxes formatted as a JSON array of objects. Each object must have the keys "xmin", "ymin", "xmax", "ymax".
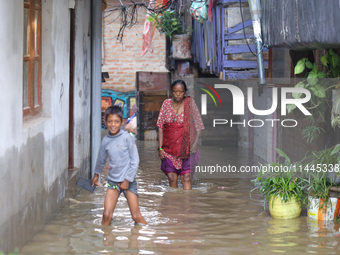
[{"xmin": 307, "ymin": 196, "xmax": 340, "ymax": 221}]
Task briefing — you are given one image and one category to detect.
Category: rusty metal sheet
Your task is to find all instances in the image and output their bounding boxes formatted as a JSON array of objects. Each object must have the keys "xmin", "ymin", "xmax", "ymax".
[{"xmin": 137, "ymin": 72, "xmax": 170, "ymax": 91}]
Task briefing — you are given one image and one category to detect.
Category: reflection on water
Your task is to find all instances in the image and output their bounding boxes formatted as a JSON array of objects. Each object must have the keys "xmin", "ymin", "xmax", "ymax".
[{"xmin": 20, "ymin": 142, "xmax": 340, "ymax": 255}]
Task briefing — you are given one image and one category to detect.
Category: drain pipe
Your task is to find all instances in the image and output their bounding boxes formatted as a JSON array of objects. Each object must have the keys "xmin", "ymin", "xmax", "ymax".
[
  {"xmin": 91, "ymin": 0, "xmax": 102, "ymax": 178},
  {"xmin": 248, "ymin": 0, "xmax": 266, "ymax": 91}
]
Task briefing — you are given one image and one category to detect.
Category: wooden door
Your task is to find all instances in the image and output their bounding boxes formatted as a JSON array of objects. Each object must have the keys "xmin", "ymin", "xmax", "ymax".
[{"xmin": 136, "ymin": 72, "xmax": 170, "ymax": 140}]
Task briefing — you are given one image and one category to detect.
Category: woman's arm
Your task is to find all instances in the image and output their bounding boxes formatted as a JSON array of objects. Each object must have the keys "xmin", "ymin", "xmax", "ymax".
[
  {"xmin": 158, "ymin": 127, "xmax": 165, "ymax": 160},
  {"xmin": 191, "ymin": 131, "xmax": 201, "ymax": 153},
  {"xmin": 190, "ymin": 98, "xmax": 204, "ymax": 153}
]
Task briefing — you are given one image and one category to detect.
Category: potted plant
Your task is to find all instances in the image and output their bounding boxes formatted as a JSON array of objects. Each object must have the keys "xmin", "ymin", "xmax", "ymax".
[
  {"xmin": 298, "ymin": 144, "xmax": 340, "ymax": 221},
  {"xmin": 148, "ymin": 10, "xmax": 183, "ymax": 40},
  {"xmin": 148, "ymin": 10, "xmax": 192, "ymax": 59},
  {"xmin": 302, "ymin": 171, "xmax": 340, "ymax": 221},
  {"xmin": 251, "ymin": 149, "xmax": 306, "ymax": 219}
]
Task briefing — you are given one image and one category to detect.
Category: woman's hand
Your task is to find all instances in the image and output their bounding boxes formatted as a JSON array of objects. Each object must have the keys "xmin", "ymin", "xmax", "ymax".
[
  {"xmin": 191, "ymin": 131, "xmax": 201, "ymax": 154},
  {"xmin": 159, "ymin": 149, "xmax": 165, "ymax": 160},
  {"xmin": 190, "ymin": 141, "xmax": 199, "ymax": 154}
]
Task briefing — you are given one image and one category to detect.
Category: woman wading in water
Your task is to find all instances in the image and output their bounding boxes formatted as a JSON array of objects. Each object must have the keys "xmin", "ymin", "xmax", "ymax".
[{"xmin": 156, "ymin": 80, "xmax": 204, "ymax": 190}]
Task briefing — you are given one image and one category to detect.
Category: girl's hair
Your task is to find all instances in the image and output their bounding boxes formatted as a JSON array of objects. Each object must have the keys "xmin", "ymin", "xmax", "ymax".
[
  {"xmin": 171, "ymin": 79, "xmax": 188, "ymax": 92},
  {"xmin": 105, "ymin": 105, "xmax": 123, "ymax": 122}
]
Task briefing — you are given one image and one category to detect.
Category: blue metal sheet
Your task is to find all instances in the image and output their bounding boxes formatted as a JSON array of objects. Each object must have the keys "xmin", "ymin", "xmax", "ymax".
[
  {"xmin": 212, "ymin": 12, "xmax": 216, "ymax": 72},
  {"xmin": 228, "ymin": 19, "xmax": 252, "ymax": 34},
  {"xmin": 224, "ymin": 71, "xmax": 259, "ymax": 80},
  {"xmin": 216, "ymin": 5, "xmax": 222, "ymax": 73},
  {"xmin": 224, "ymin": 44, "xmax": 256, "ymax": 54},
  {"xmin": 191, "ymin": 1, "xmax": 268, "ymax": 79},
  {"xmin": 224, "ymin": 33, "xmax": 254, "ymax": 40},
  {"xmin": 219, "ymin": 0, "xmax": 248, "ymax": 3},
  {"xmin": 224, "ymin": 60, "xmax": 268, "ymax": 68}
]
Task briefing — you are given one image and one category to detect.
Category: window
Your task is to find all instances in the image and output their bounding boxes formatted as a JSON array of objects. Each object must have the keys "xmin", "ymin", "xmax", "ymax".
[{"xmin": 23, "ymin": 0, "xmax": 42, "ymax": 117}]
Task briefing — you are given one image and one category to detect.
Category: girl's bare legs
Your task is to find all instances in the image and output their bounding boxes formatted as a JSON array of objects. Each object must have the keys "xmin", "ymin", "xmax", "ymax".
[
  {"xmin": 167, "ymin": 172, "xmax": 178, "ymax": 188},
  {"xmin": 125, "ymin": 190, "xmax": 147, "ymax": 224},
  {"xmin": 181, "ymin": 173, "xmax": 192, "ymax": 190},
  {"xmin": 102, "ymin": 189, "xmax": 119, "ymax": 226}
]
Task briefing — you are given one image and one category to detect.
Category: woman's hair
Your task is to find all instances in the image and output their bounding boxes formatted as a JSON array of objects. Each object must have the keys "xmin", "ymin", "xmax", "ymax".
[
  {"xmin": 105, "ymin": 105, "xmax": 123, "ymax": 122},
  {"xmin": 171, "ymin": 80, "xmax": 188, "ymax": 92}
]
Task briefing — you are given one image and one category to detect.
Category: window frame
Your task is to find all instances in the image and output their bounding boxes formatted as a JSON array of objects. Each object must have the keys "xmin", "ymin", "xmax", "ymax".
[{"xmin": 23, "ymin": 0, "xmax": 42, "ymax": 118}]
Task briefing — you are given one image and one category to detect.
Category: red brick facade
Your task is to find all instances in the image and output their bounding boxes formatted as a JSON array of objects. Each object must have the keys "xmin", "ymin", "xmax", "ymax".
[{"xmin": 102, "ymin": 1, "xmax": 168, "ymax": 92}]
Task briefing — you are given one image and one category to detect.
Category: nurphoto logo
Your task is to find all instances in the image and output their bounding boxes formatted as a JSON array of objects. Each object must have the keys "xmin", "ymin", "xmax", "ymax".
[{"xmin": 199, "ymin": 83, "xmax": 312, "ymax": 128}]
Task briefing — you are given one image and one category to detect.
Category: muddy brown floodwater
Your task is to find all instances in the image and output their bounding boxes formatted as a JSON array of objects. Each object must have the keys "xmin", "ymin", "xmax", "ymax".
[{"xmin": 20, "ymin": 141, "xmax": 340, "ymax": 255}]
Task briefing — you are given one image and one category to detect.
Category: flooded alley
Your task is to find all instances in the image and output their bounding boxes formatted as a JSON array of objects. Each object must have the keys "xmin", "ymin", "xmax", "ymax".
[
  {"xmin": 19, "ymin": 141, "xmax": 340, "ymax": 255},
  {"xmin": 3, "ymin": 0, "xmax": 340, "ymax": 254}
]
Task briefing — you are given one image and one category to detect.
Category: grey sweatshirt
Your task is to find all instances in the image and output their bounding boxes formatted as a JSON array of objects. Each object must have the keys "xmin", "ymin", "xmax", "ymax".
[{"xmin": 94, "ymin": 130, "xmax": 139, "ymax": 182}]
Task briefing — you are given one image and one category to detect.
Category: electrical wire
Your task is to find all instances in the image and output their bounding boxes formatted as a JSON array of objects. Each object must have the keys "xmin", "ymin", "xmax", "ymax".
[
  {"xmin": 238, "ymin": 0, "xmax": 267, "ymax": 57},
  {"xmin": 104, "ymin": 0, "xmax": 179, "ymax": 42}
]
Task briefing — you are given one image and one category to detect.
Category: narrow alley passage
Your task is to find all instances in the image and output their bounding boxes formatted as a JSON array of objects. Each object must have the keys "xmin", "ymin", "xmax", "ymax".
[{"xmin": 20, "ymin": 141, "xmax": 340, "ymax": 255}]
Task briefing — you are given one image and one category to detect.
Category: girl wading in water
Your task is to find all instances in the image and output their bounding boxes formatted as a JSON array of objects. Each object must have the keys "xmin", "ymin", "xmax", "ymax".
[{"xmin": 156, "ymin": 80, "xmax": 204, "ymax": 190}]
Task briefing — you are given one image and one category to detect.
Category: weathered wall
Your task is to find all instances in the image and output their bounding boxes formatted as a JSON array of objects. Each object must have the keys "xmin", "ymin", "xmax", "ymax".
[
  {"xmin": 73, "ymin": 0, "xmax": 92, "ymax": 171},
  {"xmin": 277, "ymin": 109, "xmax": 326, "ymax": 163},
  {"xmin": 236, "ymin": 80, "xmax": 276, "ymax": 163},
  {"xmin": 236, "ymin": 80, "xmax": 327, "ymax": 163},
  {"xmin": 0, "ymin": 0, "xmax": 92, "ymax": 253},
  {"xmin": 102, "ymin": 0, "xmax": 167, "ymax": 92}
]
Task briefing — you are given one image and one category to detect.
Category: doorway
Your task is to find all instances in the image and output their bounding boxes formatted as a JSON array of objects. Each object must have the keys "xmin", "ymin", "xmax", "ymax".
[
  {"xmin": 68, "ymin": 8, "xmax": 75, "ymax": 169},
  {"xmin": 136, "ymin": 72, "xmax": 170, "ymax": 140}
]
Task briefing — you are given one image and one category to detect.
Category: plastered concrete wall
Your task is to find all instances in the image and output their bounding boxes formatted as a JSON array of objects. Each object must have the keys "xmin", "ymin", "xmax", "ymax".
[
  {"xmin": 73, "ymin": 0, "xmax": 92, "ymax": 171},
  {"xmin": 236, "ymin": 80, "xmax": 325, "ymax": 163},
  {"xmin": 102, "ymin": 0, "xmax": 168, "ymax": 92},
  {"xmin": 0, "ymin": 0, "xmax": 92, "ymax": 253},
  {"xmin": 237, "ymin": 80, "xmax": 275, "ymax": 163},
  {"xmin": 276, "ymin": 104, "xmax": 327, "ymax": 163},
  {"xmin": 0, "ymin": 1, "xmax": 23, "ymax": 155}
]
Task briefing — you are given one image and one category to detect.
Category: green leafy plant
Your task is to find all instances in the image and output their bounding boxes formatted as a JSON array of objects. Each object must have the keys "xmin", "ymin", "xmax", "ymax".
[
  {"xmin": 304, "ymin": 171, "xmax": 332, "ymax": 202},
  {"xmin": 185, "ymin": 26, "xmax": 193, "ymax": 36},
  {"xmin": 298, "ymin": 144, "xmax": 340, "ymax": 169},
  {"xmin": 297, "ymin": 144, "xmax": 340, "ymax": 207},
  {"xmin": 0, "ymin": 248, "xmax": 19, "ymax": 255},
  {"xmin": 147, "ymin": 10, "xmax": 183, "ymax": 39},
  {"xmin": 331, "ymin": 88, "xmax": 340, "ymax": 127},
  {"xmin": 290, "ymin": 49, "xmax": 340, "ymax": 133},
  {"xmin": 301, "ymin": 116, "xmax": 325, "ymax": 143},
  {"xmin": 251, "ymin": 148, "xmax": 307, "ymax": 209}
]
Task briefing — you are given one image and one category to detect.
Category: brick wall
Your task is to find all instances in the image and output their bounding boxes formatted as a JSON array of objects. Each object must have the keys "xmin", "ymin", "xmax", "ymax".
[{"xmin": 102, "ymin": 0, "xmax": 168, "ymax": 92}]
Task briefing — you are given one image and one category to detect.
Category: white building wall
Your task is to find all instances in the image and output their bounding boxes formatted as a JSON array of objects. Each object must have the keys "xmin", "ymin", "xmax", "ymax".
[
  {"xmin": 73, "ymin": 0, "xmax": 92, "ymax": 170},
  {"xmin": 0, "ymin": 0, "xmax": 23, "ymax": 153},
  {"xmin": 0, "ymin": 0, "xmax": 92, "ymax": 253}
]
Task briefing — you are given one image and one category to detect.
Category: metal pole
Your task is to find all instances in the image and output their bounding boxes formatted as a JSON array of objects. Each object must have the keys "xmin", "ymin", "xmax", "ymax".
[
  {"xmin": 248, "ymin": 0, "xmax": 266, "ymax": 86},
  {"xmin": 91, "ymin": 0, "xmax": 102, "ymax": 178}
]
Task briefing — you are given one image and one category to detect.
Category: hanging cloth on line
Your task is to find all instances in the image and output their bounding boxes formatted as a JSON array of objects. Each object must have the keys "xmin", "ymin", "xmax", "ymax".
[
  {"xmin": 189, "ymin": 1, "xmax": 208, "ymax": 23},
  {"xmin": 141, "ymin": 0, "xmax": 170, "ymax": 56},
  {"xmin": 208, "ymin": 0, "xmax": 218, "ymax": 22}
]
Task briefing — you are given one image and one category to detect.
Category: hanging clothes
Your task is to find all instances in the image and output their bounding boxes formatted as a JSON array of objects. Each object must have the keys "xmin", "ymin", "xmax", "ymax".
[
  {"xmin": 189, "ymin": 1, "xmax": 208, "ymax": 23},
  {"xmin": 141, "ymin": 0, "xmax": 171, "ymax": 56},
  {"xmin": 141, "ymin": 0, "xmax": 156, "ymax": 56},
  {"xmin": 208, "ymin": 0, "xmax": 218, "ymax": 22}
]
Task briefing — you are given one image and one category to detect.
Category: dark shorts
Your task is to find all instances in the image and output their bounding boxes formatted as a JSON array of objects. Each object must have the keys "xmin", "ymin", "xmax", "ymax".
[
  {"xmin": 161, "ymin": 150, "xmax": 200, "ymax": 177},
  {"xmin": 107, "ymin": 180, "xmax": 138, "ymax": 198}
]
